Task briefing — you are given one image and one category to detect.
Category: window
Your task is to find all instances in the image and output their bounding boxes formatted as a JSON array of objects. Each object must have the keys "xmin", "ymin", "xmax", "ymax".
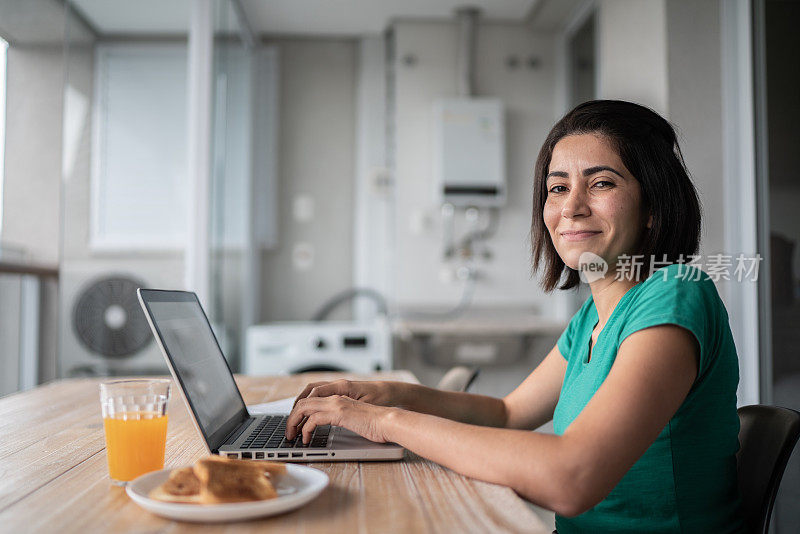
[{"xmin": 91, "ymin": 43, "xmax": 188, "ymax": 250}]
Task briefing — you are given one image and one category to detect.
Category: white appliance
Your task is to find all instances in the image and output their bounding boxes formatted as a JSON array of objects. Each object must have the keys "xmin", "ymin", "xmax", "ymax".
[
  {"xmin": 432, "ymin": 97, "xmax": 506, "ymax": 207},
  {"xmin": 58, "ymin": 260, "xmax": 179, "ymax": 377},
  {"xmin": 244, "ymin": 319, "xmax": 392, "ymax": 375}
]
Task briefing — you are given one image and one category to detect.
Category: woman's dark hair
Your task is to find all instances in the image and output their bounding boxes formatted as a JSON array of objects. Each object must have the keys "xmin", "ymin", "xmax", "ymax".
[{"xmin": 531, "ymin": 100, "xmax": 701, "ymax": 291}]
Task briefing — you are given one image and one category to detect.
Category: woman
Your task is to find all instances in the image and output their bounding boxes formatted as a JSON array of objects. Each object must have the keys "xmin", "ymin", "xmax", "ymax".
[{"xmin": 285, "ymin": 100, "xmax": 744, "ymax": 533}]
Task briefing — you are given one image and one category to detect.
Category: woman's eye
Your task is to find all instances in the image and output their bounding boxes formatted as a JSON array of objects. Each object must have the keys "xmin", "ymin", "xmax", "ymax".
[
  {"xmin": 593, "ymin": 180, "xmax": 614, "ymax": 189},
  {"xmin": 548, "ymin": 185, "xmax": 567, "ymax": 194}
]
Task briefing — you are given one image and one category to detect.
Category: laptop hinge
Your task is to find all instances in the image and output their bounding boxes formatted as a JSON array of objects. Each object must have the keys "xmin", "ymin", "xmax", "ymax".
[{"xmin": 221, "ymin": 417, "xmax": 254, "ymax": 446}]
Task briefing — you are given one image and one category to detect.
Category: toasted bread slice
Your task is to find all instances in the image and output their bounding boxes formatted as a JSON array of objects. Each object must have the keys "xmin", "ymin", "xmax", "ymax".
[
  {"xmin": 147, "ymin": 456, "xmax": 286, "ymax": 505},
  {"xmin": 202, "ymin": 455, "xmax": 287, "ymax": 481},
  {"xmin": 148, "ymin": 467, "xmax": 201, "ymax": 503},
  {"xmin": 194, "ymin": 458, "xmax": 278, "ymax": 504},
  {"xmin": 148, "ymin": 485, "xmax": 202, "ymax": 504}
]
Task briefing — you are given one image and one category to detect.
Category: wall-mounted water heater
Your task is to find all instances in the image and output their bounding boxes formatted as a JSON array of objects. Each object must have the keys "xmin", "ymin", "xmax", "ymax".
[{"xmin": 433, "ymin": 97, "xmax": 506, "ymax": 207}]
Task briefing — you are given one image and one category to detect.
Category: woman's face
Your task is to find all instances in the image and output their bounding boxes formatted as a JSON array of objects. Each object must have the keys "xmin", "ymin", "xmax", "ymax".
[{"xmin": 543, "ymin": 133, "xmax": 650, "ymax": 274}]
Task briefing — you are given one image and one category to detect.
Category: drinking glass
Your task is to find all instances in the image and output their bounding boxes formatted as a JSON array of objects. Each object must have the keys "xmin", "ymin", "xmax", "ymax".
[{"xmin": 100, "ymin": 379, "xmax": 170, "ymax": 485}]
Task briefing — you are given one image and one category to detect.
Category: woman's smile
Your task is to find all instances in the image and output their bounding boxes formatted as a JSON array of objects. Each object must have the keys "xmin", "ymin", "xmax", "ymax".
[{"xmin": 560, "ymin": 230, "xmax": 602, "ymax": 241}]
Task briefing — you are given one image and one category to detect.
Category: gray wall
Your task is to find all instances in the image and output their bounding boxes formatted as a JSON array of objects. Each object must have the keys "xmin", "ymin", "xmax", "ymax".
[
  {"xmin": 259, "ymin": 38, "xmax": 356, "ymax": 322},
  {"xmin": 666, "ymin": 0, "xmax": 725, "ymax": 261},
  {"xmin": 597, "ymin": 0, "xmax": 668, "ymax": 115},
  {"xmin": 2, "ymin": 45, "xmax": 63, "ymax": 264}
]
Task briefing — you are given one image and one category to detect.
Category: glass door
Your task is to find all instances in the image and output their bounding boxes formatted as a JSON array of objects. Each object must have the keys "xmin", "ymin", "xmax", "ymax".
[
  {"xmin": 753, "ymin": 0, "xmax": 800, "ymax": 530},
  {"xmin": 208, "ymin": 0, "xmax": 255, "ymax": 370}
]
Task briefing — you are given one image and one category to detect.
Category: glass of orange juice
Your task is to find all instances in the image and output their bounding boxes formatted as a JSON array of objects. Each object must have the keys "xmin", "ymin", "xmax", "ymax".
[{"xmin": 100, "ymin": 379, "xmax": 170, "ymax": 485}]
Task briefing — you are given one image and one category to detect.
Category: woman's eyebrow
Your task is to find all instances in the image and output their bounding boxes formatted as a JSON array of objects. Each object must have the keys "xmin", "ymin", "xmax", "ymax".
[
  {"xmin": 546, "ymin": 166, "xmax": 624, "ymax": 181},
  {"xmin": 546, "ymin": 171, "xmax": 568, "ymax": 180},
  {"xmin": 583, "ymin": 165, "xmax": 625, "ymax": 178}
]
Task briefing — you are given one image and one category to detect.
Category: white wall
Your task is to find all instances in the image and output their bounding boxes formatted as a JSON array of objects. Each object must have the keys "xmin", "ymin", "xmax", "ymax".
[
  {"xmin": 259, "ymin": 38, "xmax": 356, "ymax": 322},
  {"xmin": 596, "ymin": 0, "xmax": 668, "ymax": 115},
  {"xmin": 392, "ymin": 20, "xmax": 568, "ymax": 317},
  {"xmin": 353, "ymin": 36, "xmax": 391, "ymax": 320}
]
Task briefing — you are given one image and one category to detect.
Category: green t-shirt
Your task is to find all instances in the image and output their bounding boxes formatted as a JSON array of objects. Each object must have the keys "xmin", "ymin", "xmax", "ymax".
[{"xmin": 553, "ymin": 264, "xmax": 744, "ymax": 533}]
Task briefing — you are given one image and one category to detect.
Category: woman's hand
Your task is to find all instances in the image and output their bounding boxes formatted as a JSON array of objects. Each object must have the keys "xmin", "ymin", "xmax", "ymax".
[
  {"xmin": 293, "ymin": 379, "xmax": 401, "ymax": 409},
  {"xmin": 285, "ymin": 395, "xmax": 396, "ymax": 444}
]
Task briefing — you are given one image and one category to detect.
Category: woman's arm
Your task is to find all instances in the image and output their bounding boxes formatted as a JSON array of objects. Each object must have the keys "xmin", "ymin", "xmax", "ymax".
[
  {"xmin": 293, "ymin": 344, "xmax": 567, "ymax": 429},
  {"xmin": 501, "ymin": 344, "xmax": 567, "ymax": 429},
  {"xmin": 396, "ymin": 344, "xmax": 566, "ymax": 428},
  {"xmin": 286, "ymin": 324, "xmax": 698, "ymax": 516},
  {"xmin": 293, "ymin": 379, "xmax": 506, "ymax": 426}
]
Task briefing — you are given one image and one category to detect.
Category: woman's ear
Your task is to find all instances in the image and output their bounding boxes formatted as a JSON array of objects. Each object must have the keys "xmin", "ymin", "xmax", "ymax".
[{"xmin": 646, "ymin": 214, "xmax": 653, "ymax": 229}]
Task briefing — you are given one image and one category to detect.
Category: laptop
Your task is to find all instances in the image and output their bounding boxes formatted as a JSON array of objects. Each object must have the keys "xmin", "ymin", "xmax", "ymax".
[{"xmin": 137, "ymin": 288, "xmax": 405, "ymax": 462}]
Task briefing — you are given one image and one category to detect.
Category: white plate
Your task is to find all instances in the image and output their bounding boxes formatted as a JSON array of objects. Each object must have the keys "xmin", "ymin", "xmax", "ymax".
[{"xmin": 126, "ymin": 464, "xmax": 329, "ymax": 523}]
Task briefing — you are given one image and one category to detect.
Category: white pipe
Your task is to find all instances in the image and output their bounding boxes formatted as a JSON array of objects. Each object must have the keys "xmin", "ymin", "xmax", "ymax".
[{"xmin": 456, "ymin": 7, "xmax": 480, "ymax": 98}]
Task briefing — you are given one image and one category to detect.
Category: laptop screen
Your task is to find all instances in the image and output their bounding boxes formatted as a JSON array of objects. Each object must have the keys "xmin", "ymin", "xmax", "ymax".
[{"xmin": 139, "ymin": 290, "xmax": 248, "ymax": 450}]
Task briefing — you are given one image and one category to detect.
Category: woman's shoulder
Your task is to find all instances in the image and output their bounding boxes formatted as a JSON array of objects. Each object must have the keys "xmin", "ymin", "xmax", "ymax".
[
  {"xmin": 620, "ymin": 263, "xmax": 729, "ymax": 361},
  {"xmin": 634, "ymin": 263, "xmax": 721, "ymax": 305},
  {"xmin": 643, "ymin": 262, "xmax": 713, "ymax": 286}
]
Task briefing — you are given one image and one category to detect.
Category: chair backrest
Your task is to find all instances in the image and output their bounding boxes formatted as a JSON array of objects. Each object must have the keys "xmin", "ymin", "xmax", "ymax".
[
  {"xmin": 436, "ymin": 366, "xmax": 479, "ymax": 392},
  {"xmin": 737, "ymin": 404, "xmax": 800, "ymax": 534}
]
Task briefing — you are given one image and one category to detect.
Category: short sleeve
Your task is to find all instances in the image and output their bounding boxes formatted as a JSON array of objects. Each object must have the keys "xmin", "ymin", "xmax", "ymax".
[
  {"xmin": 618, "ymin": 264, "xmax": 724, "ymax": 378},
  {"xmin": 556, "ymin": 322, "xmax": 574, "ymax": 360},
  {"xmin": 557, "ymin": 296, "xmax": 592, "ymax": 361}
]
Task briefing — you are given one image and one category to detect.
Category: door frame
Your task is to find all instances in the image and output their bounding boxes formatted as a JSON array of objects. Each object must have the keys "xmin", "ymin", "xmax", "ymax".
[{"xmin": 721, "ymin": 0, "xmax": 764, "ymax": 406}]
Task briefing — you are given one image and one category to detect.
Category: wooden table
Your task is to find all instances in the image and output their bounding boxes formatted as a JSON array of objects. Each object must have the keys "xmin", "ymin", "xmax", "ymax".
[{"xmin": 0, "ymin": 372, "xmax": 548, "ymax": 533}]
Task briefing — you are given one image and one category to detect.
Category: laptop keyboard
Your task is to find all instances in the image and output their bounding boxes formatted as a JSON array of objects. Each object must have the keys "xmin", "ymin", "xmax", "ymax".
[{"xmin": 240, "ymin": 415, "xmax": 331, "ymax": 449}]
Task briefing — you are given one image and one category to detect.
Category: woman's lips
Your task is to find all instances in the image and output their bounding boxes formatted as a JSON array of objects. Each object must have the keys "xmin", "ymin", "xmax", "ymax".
[{"xmin": 560, "ymin": 231, "xmax": 601, "ymax": 242}]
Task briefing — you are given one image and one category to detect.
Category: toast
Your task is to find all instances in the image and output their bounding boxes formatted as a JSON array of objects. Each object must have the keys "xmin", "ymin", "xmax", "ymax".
[
  {"xmin": 198, "ymin": 455, "xmax": 287, "ymax": 481},
  {"xmin": 194, "ymin": 458, "xmax": 278, "ymax": 503},
  {"xmin": 148, "ymin": 456, "xmax": 287, "ymax": 504},
  {"xmin": 147, "ymin": 467, "xmax": 201, "ymax": 503}
]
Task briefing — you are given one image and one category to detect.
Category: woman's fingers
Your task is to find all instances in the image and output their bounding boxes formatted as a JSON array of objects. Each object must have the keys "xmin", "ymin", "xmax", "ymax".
[
  {"xmin": 308, "ymin": 379, "xmax": 352, "ymax": 399},
  {"xmin": 286, "ymin": 396, "xmax": 338, "ymax": 439},
  {"xmin": 286, "ymin": 395, "xmax": 350, "ymax": 440},
  {"xmin": 294, "ymin": 415, "xmax": 308, "ymax": 438},
  {"xmin": 294, "ymin": 381, "xmax": 329, "ymax": 407},
  {"xmin": 301, "ymin": 412, "xmax": 329, "ymax": 444},
  {"xmin": 294, "ymin": 379, "xmax": 354, "ymax": 408},
  {"xmin": 286, "ymin": 398, "xmax": 317, "ymax": 439},
  {"xmin": 286, "ymin": 395, "xmax": 392, "ymax": 444}
]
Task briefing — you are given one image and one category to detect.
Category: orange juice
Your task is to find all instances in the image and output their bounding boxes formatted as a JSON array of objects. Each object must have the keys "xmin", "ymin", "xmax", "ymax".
[{"xmin": 103, "ymin": 412, "xmax": 168, "ymax": 482}]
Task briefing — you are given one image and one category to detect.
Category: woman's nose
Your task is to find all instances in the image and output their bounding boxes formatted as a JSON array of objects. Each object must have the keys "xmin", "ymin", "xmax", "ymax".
[{"xmin": 561, "ymin": 188, "xmax": 590, "ymax": 219}]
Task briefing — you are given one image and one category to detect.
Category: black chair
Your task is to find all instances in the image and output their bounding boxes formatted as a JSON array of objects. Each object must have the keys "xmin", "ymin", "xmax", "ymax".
[{"xmin": 737, "ymin": 404, "xmax": 800, "ymax": 534}]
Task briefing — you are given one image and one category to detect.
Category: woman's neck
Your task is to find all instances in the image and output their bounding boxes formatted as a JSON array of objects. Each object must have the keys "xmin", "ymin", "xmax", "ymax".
[{"xmin": 588, "ymin": 274, "xmax": 639, "ymax": 327}]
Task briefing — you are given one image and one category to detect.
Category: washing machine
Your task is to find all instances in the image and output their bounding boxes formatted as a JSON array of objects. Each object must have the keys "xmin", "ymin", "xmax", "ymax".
[{"xmin": 244, "ymin": 318, "xmax": 392, "ymax": 375}]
